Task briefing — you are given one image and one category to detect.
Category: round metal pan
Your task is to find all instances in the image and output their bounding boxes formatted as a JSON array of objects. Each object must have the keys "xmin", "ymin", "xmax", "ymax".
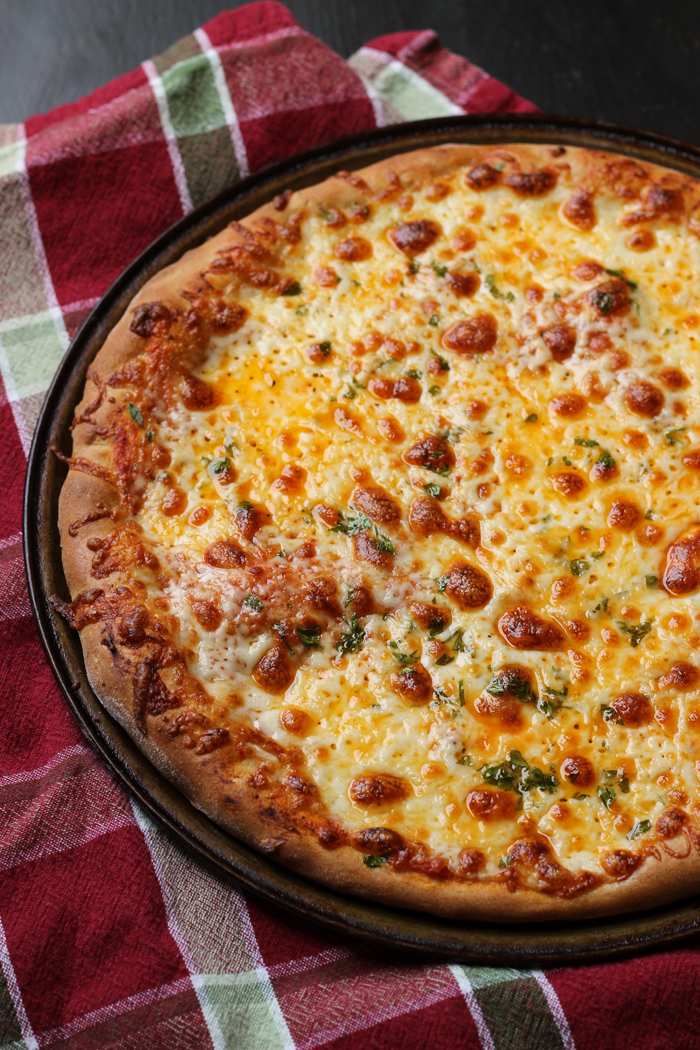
[{"xmin": 24, "ymin": 113, "xmax": 700, "ymax": 966}]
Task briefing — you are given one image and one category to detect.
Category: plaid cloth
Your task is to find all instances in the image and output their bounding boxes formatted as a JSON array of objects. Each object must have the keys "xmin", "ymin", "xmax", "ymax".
[{"xmin": 0, "ymin": 2, "xmax": 697, "ymax": 1047}]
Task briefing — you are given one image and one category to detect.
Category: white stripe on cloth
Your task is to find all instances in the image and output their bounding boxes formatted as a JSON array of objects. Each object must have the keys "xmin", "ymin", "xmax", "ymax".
[
  {"xmin": 448, "ymin": 964, "xmax": 497, "ymax": 1050},
  {"xmin": 0, "ymin": 915, "xmax": 40, "ymax": 1050},
  {"xmin": 532, "ymin": 971, "xmax": 577, "ymax": 1050},
  {"xmin": 35, "ymin": 975, "xmax": 193, "ymax": 1047},
  {"xmin": 0, "ymin": 743, "xmax": 93, "ymax": 788},
  {"xmin": 142, "ymin": 59, "xmax": 193, "ymax": 215},
  {"xmin": 193, "ymin": 27, "xmax": 250, "ymax": 180},
  {"xmin": 0, "ymin": 814, "xmax": 136, "ymax": 875}
]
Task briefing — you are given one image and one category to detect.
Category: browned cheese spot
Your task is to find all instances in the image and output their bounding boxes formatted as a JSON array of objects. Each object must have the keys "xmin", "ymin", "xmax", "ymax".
[
  {"xmin": 562, "ymin": 189, "xmax": 596, "ymax": 230},
  {"xmin": 607, "ymin": 499, "xmax": 642, "ymax": 531},
  {"xmin": 504, "ymin": 169, "xmax": 557, "ymax": 197},
  {"xmin": 656, "ymin": 367, "xmax": 689, "ymax": 390},
  {"xmin": 627, "ymin": 229, "xmax": 656, "ymax": 251},
  {"xmin": 551, "ymin": 471, "xmax": 588, "ymax": 499},
  {"xmin": 663, "ymin": 526, "xmax": 700, "ymax": 595},
  {"xmin": 410, "ymin": 602, "xmax": 451, "ymax": 631},
  {"xmin": 609, "ymin": 692, "xmax": 653, "ymax": 727},
  {"xmin": 656, "ymin": 806, "xmax": 687, "ymax": 838},
  {"xmin": 572, "ymin": 260, "xmax": 604, "ymax": 282},
  {"xmin": 304, "ymin": 577, "xmax": 341, "ymax": 616},
  {"xmin": 465, "ymin": 164, "xmax": 501, "ymax": 190},
  {"xmin": 280, "ymin": 707, "xmax": 313, "ymax": 736},
  {"xmin": 388, "ymin": 219, "xmax": 441, "ymax": 256},
  {"xmin": 466, "ymin": 788, "xmax": 517, "ymax": 820},
  {"xmin": 542, "ymin": 323, "xmax": 577, "ymax": 361},
  {"xmin": 314, "ymin": 266, "xmax": 340, "ymax": 287},
  {"xmin": 272, "ymin": 464, "xmax": 306, "ymax": 494},
  {"xmin": 204, "ymin": 538, "xmax": 249, "ymax": 568},
  {"xmin": 334, "ymin": 236, "xmax": 372, "ymax": 262},
  {"xmin": 403, "ymin": 435, "xmax": 455, "ymax": 474},
  {"xmin": 498, "ymin": 605, "xmax": 565, "ymax": 651},
  {"xmin": 253, "ymin": 644, "xmax": 295, "ymax": 694},
  {"xmin": 130, "ymin": 301, "xmax": 172, "ymax": 337},
  {"xmin": 459, "ymin": 848, "xmax": 486, "ymax": 874},
  {"xmin": 443, "ymin": 561, "xmax": 493, "ymax": 609},
  {"xmin": 306, "ymin": 342, "xmax": 332, "ymax": 364},
  {"xmin": 442, "ymin": 313, "xmax": 498, "ymax": 356},
  {"xmin": 446, "ymin": 271, "xmax": 480, "ymax": 298},
  {"xmin": 367, "ymin": 376, "xmax": 422, "ymax": 403},
  {"xmin": 236, "ymin": 503, "xmax": 267, "ymax": 540},
  {"xmin": 473, "ymin": 667, "xmax": 531, "ymax": 730},
  {"xmin": 191, "ymin": 600, "xmax": 223, "ymax": 631},
  {"xmin": 659, "ymin": 661, "xmax": 700, "ymax": 691},
  {"xmin": 683, "ymin": 451, "xmax": 700, "ymax": 471},
  {"xmin": 391, "ymin": 664, "xmax": 433, "ymax": 704},
  {"xmin": 349, "ymin": 773, "xmax": 409, "ymax": 807},
  {"xmin": 162, "ymin": 487, "xmax": 187, "ymax": 516},
  {"xmin": 586, "ymin": 278, "xmax": 630, "ymax": 318},
  {"xmin": 352, "ymin": 485, "xmax": 401, "ymax": 524},
  {"xmin": 560, "ymin": 755, "xmax": 596, "ymax": 788},
  {"xmin": 180, "ymin": 374, "xmax": 218, "ymax": 411},
  {"xmin": 549, "ymin": 392, "xmax": 587, "ymax": 418},
  {"xmin": 600, "ymin": 850, "xmax": 643, "ymax": 880},
  {"xmin": 352, "ymin": 827, "xmax": 404, "ymax": 856},
  {"xmin": 352, "ymin": 531, "xmax": 393, "ymax": 569},
  {"xmin": 625, "ymin": 380, "xmax": 664, "ymax": 418}
]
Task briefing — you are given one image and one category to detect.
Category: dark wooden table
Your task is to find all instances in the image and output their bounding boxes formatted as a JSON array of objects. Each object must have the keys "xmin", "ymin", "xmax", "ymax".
[{"xmin": 2, "ymin": 0, "xmax": 699, "ymax": 144}]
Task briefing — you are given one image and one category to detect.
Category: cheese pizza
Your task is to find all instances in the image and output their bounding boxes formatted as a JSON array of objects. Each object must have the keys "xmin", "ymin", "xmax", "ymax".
[{"xmin": 54, "ymin": 143, "xmax": 700, "ymax": 919}]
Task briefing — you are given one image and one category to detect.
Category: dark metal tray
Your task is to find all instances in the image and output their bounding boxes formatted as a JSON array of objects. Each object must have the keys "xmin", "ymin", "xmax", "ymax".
[{"xmin": 24, "ymin": 113, "xmax": 700, "ymax": 966}]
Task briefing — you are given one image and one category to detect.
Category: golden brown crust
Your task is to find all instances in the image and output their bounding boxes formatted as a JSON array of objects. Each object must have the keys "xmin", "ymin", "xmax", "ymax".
[{"xmin": 57, "ymin": 142, "xmax": 700, "ymax": 921}]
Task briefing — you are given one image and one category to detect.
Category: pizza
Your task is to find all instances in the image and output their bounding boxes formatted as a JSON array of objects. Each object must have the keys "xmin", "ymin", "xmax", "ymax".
[{"xmin": 53, "ymin": 142, "xmax": 700, "ymax": 921}]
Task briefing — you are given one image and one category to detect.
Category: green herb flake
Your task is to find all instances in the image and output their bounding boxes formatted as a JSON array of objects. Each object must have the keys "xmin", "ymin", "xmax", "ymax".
[
  {"xmin": 618, "ymin": 620, "xmax": 653, "ymax": 648},
  {"xmin": 281, "ymin": 281, "xmax": 302, "ymax": 296},
  {"xmin": 430, "ymin": 262, "xmax": 448, "ymax": 277},
  {"xmin": 127, "ymin": 402, "xmax": 143, "ymax": 426},
  {"xmin": 605, "ymin": 268, "xmax": 638, "ymax": 290},
  {"xmin": 237, "ymin": 500, "xmax": 254, "ymax": 512},
  {"xmin": 601, "ymin": 704, "xmax": 624, "ymax": 726},
  {"xmin": 665, "ymin": 427, "xmax": 687, "ymax": 446},
  {"xmin": 598, "ymin": 785, "xmax": 616, "ymax": 808},
  {"xmin": 428, "ymin": 313, "xmax": 440, "ymax": 327},
  {"xmin": 485, "ymin": 274, "xmax": 514, "ymax": 302},
  {"xmin": 596, "ymin": 449, "xmax": 616, "ymax": 470},
  {"xmin": 627, "ymin": 819, "xmax": 652, "ymax": 840},
  {"xmin": 562, "ymin": 455, "xmax": 573, "ymax": 466},
  {"xmin": 594, "ymin": 597, "xmax": 609, "ymax": 613},
  {"xmin": 298, "ymin": 626, "xmax": 321, "ymax": 648},
  {"xmin": 343, "ymin": 386, "xmax": 357, "ymax": 400},
  {"xmin": 146, "ymin": 429, "xmax": 154, "ymax": 441},
  {"xmin": 211, "ymin": 457, "xmax": 230, "ymax": 475},
  {"xmin": 337, "ymin": 613, "xmax": 365, "ymax": 655},
  {"xmin": 572, "ymin": 792, "xmax": 589, "ymax": 801},
  {"xmin": 459, "ymin": 680, "xmax": 465, "ymax": 706},
  {"xmin": 428, "ymin": 385, "xmax": 441, "ymax": 396},
  {"xmin": 590, "ymin": 550, "xmax": 604, "ymax": 560},
  {"xmin": 645, "ymin": 575, "xmax": 659, "ymax": 589},
  {"xmin": 435, "ymin": 653, "xmax": 454, "ymax": 666},
  {"xmin": 524, "ymin": 413, "xmax": 538, "ymax": 423},
  {"xmin": 574, "ymin": 437, "xmax": 599, "ymax": 447},
  {"xmin": 570, "ymin": 558, "xmax": 590, "ymax": 576},
  {"xmin": 436, "ymin": 574, "xmax": 449, "ymax": 594},
  {"xmin": 430, "ymin": 351, "xmax": 450, "ymax": 372},
  {"xmin": 408, "ymin": 260, "xmax": 420, "ymax": 275},
  {"xmin": 498, "ymin": 855, "xmax": 514, "ymax": 869},
  {"xmin": 243, "ymin": 594, "xmax": 264, "ymax": 612},
  {"xmin": 423, "ymin": 483, "xmax": 442, "ymax": 498},
  {"xmin": 482, "ymin": 749, "xmax": 558, "ymax": 796},
  {"xmin": 388, "ymin": 642, "xmax": 419, "ymax": 665},
  {"xmin": 363, "ymin": 855, "xmax": 388, "ymax": 868},
  {"xmin": 596, "ymin": 290, "xmax": 614, "ymax": 315},
  {"xmin": 405, "ymin": 368, "xmax": 422, "ymax": 380}
]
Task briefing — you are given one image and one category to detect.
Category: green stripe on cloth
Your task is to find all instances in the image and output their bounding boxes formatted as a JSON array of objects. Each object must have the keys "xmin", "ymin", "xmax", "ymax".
[
  {"xmin": 0, "ymin": 971, "xmax": 22, "ymax": 1049},
  {"xmin": 0, "ymin": 176, "xmax": 52, "ymax": 322},
  {"xmin": 454, "ymin": 966, "xmax": 569, "ymax": 1050},
  {"xmin": 348, "ymin": 48, "xmax": 463, "ymax": 121},
  {"xmin": 131, "ymin": 801, "xmax": 292, "ymax": 1050}
]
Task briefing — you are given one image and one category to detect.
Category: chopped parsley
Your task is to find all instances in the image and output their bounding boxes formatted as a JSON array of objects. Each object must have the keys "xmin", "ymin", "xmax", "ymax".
[
  {"xmin": 665, "ymin": 427, "xmax": 687, "ymax": 446},
  {"xmin": 430, "ymin": 351, "xmax": 450, "ymax": 371},
  {"xmin": 281, "ymin": 281, "xmax": 302, "ymax": 295},
  {"xmin": 127, "ymin": 402, "xmax": 143, "ymax": 425},
  {"xmin": 595, "ymin": 290, "xmax": 614, "ymax": 315},
  {"xmin": 211, "ymin": 457, "xmax": 231, "ymax": 474},
  {"xmin": 524, "ymin": 413, "xmax": 538, "ymax": 423},
  {"xmin": 435, "ymin": 653, "xmax": 454, "ymax": 666},
  {"xmin": 572, "ymin": 792, "xmax": 589, "ymax": 801},
  {"xmin": 428, "ymin": 385, "xmax": 441, "ymax": 396},
  {"xmin": 272, "ymin": 622, "xmax": 296, "ymax": 655},
  {"xmin": 627, "ymin": 819, "xmax": 652, "ymax": 840},
  {"xmin": 237, "ymin": 500, "xmax": 253, "ymax": 512},
  {"xmin": 363, "ymin": 855, "xmax": 388, "ymax": 868},
  {"xmin": 596, "ymin": 449, "xmax": 616, "ymax": 470},
  {"xmin": 423, "ymin": 483, "xmax": 442, "ymax": 498},
  {"xmin": 645, "ymin": 575, "xmax": 659, "ymax": 589},
  {"xmin": 342, "ymin": 386, "xmax": 357, "ymax": 400},
  {"xmin": 243, "ymin": 594, "xmax": 264, "ymax": 612},
  {"xmin": 459, "ymin": 680, "xmax": 465, "ymax": 706},
  {"xmin": 337, "ymin": 613, "xmax": 365, "ymax": 655},
  {"xmin": 430, "ymin": 262, "xmax": 448, "ymax": 277},
  {"xmin": 436, "ymin": 574, "xmax": 450, "ymax": 593},
  {"xmin": 446, "ymin": 628, "xmax": 467, "ymax": 653},
  {"xmin": 598, "ymin": 785, "xmax": 616, "ymax": 808},
  {"xmin": 594, "ymin": 597, "xmax": 609, "ymax": 613},
  {"xmin": 332, "ymin": 507, "xmax": 395, "ymax": 555},
  {"xmin": 405, "ymin": 368, "xmax": 422, "ymax": 380},
  {"xmin": 618, "ymin": 620, "xmax": 653, "ymax": 648},
  {"xmin": 388, "ymin": 641, "xmax": 419, "ymax": 665},
  {"xmin": 605, "ymin": 267, "xmax": 638, "ymax": 291},
  {"xmin": 482, "ymin": 749, "xmax": 558, "ymax": 797},
  {"xmin": 318, "ymin": 340, "xmax": 331, "ymax": 356},
  {"xmin": 428, "ymin": 313, "xmax": 439, "ymax": 327},
  {"xmin": 486, "ymin": 671, "xmax": 559, "ymax": 718},
  {"xmin": 485, "ymin": 274, "xmax": 514, "ymax": 302},
  {"xmin": 408, "ymin": 259, "xmax": 420, "ymax": 275},
  {"xmin": 570, "ymin": 558, "xmax": 590, "ymax": 576},
  {"xmin": 574, "ymin": 437, "xmax": 599, "ymax": 447},
  {"xmin": 601, "ymin": 704, "xmax": 624, "ymax": 726},
  {"xmin": 146, "ymin": 429, "xmax": 154, "ymax": 441},
  {"xmin": 297, "ymin": 626, "xmax": 321, "ymax": 648}
]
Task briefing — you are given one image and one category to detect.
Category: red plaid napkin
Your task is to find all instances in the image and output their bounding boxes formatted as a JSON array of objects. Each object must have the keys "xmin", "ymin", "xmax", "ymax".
[{"xmin": 0, "ymin": 3, "xmax": 696, "ymax": 1047}]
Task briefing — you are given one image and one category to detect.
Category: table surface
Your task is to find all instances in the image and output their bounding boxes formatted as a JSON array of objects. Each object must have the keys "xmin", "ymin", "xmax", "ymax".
[{"xmin": 2, "ymin": 0, "xmax": 699, "ymax": 145}]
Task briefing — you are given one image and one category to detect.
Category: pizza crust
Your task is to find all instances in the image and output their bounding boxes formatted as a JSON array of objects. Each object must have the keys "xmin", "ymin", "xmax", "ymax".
[{"xmin": 57, "ymin": 142, "xmax": 700, "ymax": 921}]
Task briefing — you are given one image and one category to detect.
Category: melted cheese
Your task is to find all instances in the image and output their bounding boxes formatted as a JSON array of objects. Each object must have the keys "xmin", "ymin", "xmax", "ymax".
[{"xmin": 132, "ymin": 152, "xmax": 700, "ymax": 877}]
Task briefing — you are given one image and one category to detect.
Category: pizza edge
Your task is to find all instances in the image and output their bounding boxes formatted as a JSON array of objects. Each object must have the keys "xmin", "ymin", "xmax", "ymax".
[{"xmin": 56, "ymin": 142, "xmax": 700, "ymax": 921}]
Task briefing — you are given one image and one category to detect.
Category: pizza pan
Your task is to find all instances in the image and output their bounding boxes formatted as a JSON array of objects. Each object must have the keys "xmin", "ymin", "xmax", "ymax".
[{"xmin": 24, "ymin": 113, "xmax": 700, "ymax": 966}]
